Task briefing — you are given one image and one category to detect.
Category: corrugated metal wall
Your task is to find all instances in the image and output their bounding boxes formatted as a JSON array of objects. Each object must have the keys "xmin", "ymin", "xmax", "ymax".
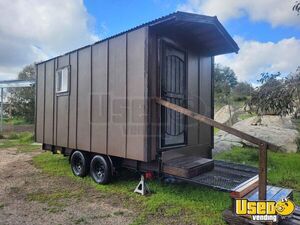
[
  {"xmin": 187, "ymin": 53, "xmax": 213, "ymax": 148},
  {"xmin": 56, "ymin": 55, "xmax": 69, "ymax": 148},
  {"xmin": 44, "ymin": 60, "xmax": 54, "ymax": 144},
  {"xmin": 91, "ymin": 41, "xmax": 108, "ymax": 155},
  {"xmin": 36, "ymin": 64, "xmax": 45, "ymax": 142},
  {"xmin": 36, "ymin": 25, "xmax": 213, "ymax": 162},
  {"xmin": 199, "ymin": 57, "xmax": 213, "ymax": 149},
  {"xmin": 36, "ymin": 27, "xmax": 148, "ymax": 161}
]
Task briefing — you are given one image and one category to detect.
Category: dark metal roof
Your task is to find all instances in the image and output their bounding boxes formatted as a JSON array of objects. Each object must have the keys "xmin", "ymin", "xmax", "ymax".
[{"xmin": 37, "ymin": 11, "xmax": 239, "ymax": 65}]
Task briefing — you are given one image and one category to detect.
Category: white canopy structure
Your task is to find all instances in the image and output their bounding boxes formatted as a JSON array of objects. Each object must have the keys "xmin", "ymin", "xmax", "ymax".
[{"xmin": 0, "ymin": 80, "xmax": 35, "ymax": 132}]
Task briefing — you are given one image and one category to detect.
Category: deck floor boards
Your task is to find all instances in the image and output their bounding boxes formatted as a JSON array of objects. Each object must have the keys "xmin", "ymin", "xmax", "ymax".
[{"xmin": 175, "ymin": 160, "xmax": 259, "ymax": 191}]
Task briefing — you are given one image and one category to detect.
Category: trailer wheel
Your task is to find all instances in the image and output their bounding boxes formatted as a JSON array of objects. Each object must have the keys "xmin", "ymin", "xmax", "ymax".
[
  {"xmin": 70, "ymin": 151, "xmax": 89, "ymax": 177},
  {"xmin": 90, "ymin": 155, "xmax": 111, "ymax": 184}
]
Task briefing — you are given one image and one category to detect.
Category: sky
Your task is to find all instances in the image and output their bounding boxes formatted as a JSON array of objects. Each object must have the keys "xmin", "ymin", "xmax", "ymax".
[{"xmin": 0, "ymin": 0, "xmax": 299, "ymax": 84}]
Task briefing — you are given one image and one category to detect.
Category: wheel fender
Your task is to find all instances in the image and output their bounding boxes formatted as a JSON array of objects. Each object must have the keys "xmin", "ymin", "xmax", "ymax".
[{"xmin": 106, "ymin": 155, "xmax": 114, "ymax": 176}]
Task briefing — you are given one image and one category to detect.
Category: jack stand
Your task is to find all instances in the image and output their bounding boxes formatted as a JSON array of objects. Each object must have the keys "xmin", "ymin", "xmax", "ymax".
[{"xmin": 134, "ymin": 175, "xmax": 150, "ymax": 196}]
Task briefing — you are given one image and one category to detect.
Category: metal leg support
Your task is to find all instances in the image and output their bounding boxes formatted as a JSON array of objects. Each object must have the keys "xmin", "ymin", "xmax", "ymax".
[{"xmin": 134, "ymin": 175, "xmax": 150, "ymax": 196}]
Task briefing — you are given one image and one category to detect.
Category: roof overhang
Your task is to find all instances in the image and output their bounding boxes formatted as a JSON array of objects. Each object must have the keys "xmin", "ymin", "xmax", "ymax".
[
  {"xmin": 149, "ymin": 12, "xmax": 239, "ymax": 56},
  {"xmin": 36, "ymin": 11, "xmax": 239, "ymax": 66}
]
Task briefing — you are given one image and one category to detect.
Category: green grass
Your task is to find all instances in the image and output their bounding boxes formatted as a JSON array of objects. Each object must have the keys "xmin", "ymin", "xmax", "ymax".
[
  {"xmin": 32, "ymin": 146, "xmax": 300, "ymax": 224},
  {"xmin": 3, "ymin": 117, "xmax": 31, "ymax": 125},
  {"xmin": 0, "ymin": 132, "xmax": 39, "ymax": 153},
  {"xmin": 3, "ymin": 132, "xmax": 300, "ymax": 224},
  {"xmin": 238, "ymin": 113, "xmax": 255, "ymax": 121},
  {"xmin": 27, "ymin": 188, "xmax": 85, "ymax": 213},
  {"xmin": 215, "ymin": 146, "xmax": 300, "ymax": 205},
  {"xmin": 27, "ymin": 189, "xmax": 85, "ymax": 205},
  {"xmin": 33, "ymin": 152, "xmax": 230, "ymax": 225}
]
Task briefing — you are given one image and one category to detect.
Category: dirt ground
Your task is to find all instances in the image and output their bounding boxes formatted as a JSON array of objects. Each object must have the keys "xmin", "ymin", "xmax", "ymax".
[{"xmin": 0, "ymin": 148, "xmax": 135, "ymax": 225}]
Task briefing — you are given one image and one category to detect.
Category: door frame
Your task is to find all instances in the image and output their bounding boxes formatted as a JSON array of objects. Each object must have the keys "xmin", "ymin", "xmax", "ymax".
[{"xmin": 157, "ymin": 38, "xmax": 188, "ymax": 150}]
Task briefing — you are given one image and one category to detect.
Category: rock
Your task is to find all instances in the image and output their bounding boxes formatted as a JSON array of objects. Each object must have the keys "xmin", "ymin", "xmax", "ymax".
[
  {"xmin": 213, "ymin": 140, "xmax": 243, "ymax": 153},
  {"xmin": 215, "ymin": 105, "xmax": 240, "ymax": 126},
  {"xmin": 214, "ymin": 115, "xmax": 299, "ymax": 153},
  {"xmin": 259, "ymin": 115, "xmax": 295, "ymax": 129}
]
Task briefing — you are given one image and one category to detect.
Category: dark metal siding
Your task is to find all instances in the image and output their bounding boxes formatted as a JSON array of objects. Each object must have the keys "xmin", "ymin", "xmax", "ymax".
[
  {"xmin": 56, "ymin": 55, "xmax": 69, "ymax": 147},
  {"xmin": 127, "ymin": 28, "xmax": 147, "ymax": 161},
  {"xmin": 199, "ymin": 56, "xmax": 212, "ymax": 149},
  {"xmin": 187, "ymin": 52, "xmax": 199, "ymax": 145},
  {"xmin": 36, "ymin": 24, "xmax": 215, "ymax": 161},
  {"xmin": 148, "ymin": 30, "xmax": 158, "ymax": 160},
  {"xmin": 44, "ymin": 60, "xmax": 54, "ymax": 144},
  {"xmin": 36, "ymin": 64, "xmax": 45, "ymax": 143},
  {"xmin": 36, "ymin": 27, "xmax": 149, "ymax": 161},
  {"xmin": 91, "ymin": 41, "xmax": 108, "ymax": 154},
  {"xmin": 68, "ymin": 52, "xmax": 78, "ymax": 149},
  {"xmin": 35, "ymin": 12, "xmax": 236, "ymax": 161},
  {"xmin": 107, "ymin": 34, "xmax": 127, "ymax": 158},
  {"xmin": 77, "ymin": 47, "xmax": 92, "ymax": 151},
  {"xmin": 53, "ymin": 59, "xmax": 57, "ymax": 145}
]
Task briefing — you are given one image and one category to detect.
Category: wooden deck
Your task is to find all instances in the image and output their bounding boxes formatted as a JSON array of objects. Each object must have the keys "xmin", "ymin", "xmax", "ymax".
[
  {"xmin": 165, "ymin": 160, "xmax": 258, "ymax": 191},
  {"xmin": 156, "ymin": 97, "xmax": 279, "ymax": 200},
  {"xmin": 163, "ymin": 156, "xmax": 214, "ymax": 178}
]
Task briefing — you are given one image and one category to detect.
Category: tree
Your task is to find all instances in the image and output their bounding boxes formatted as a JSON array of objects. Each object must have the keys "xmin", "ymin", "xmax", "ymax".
[
  {"xmin": 214, "ymin": 64, "xmax": 237, "ymax": 125},
  {"xmin": 293, "ymin": 1, "xmax": 300, "ymax": 14},
  {"xmin": 214, "ymin": 63, "xmax": 237, "ymax": 98},
  {"xmin": 289, "ymin": 67, "xmax": 300, "ymax": 118},
  {"xmin": 6, "ymin": 64, "xmax": 36, "ymax": 123},
  {"xmin": 232, "ymin": 82, "xmax": 254, "ymax": 101},
  {"xmin": 246, "ymin": 72, "xmax": 295, "ymax": 116}
]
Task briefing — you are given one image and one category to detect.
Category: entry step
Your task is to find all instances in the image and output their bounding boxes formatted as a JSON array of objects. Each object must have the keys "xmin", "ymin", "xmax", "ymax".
[{"xmin": 163, "ymin": 156, "xmax": 214, "ymax": 178}]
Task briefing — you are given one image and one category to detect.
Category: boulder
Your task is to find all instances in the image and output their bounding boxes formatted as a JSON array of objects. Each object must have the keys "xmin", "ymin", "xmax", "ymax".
[
  {"xmin": 258, "ymin": 115, "xmax": 296, "ymax": 129},
  {"xmin": 214, "ymin": 115, "xmax": 299, "ymax": 153},
  {"xmin": 215, "ymin": 105, "xmax": 240, "ymax": 126}
]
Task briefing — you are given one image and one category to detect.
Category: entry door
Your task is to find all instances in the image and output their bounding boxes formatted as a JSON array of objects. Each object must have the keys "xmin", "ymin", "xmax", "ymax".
[{"xmin": 160, "ymin": 42, "xmax": 187, "ymax": 148}]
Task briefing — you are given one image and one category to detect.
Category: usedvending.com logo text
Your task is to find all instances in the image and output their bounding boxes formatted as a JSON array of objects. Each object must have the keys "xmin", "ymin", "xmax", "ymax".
[{"xmin": 235, "ymin": 198, "xmax": 295, "ymax": 222}]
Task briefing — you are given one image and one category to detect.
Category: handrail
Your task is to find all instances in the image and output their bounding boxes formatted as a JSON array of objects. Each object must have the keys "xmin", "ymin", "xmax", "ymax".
[{"xmin": 155, "ymin": 97, "xmax": 279, "ymax": 200}]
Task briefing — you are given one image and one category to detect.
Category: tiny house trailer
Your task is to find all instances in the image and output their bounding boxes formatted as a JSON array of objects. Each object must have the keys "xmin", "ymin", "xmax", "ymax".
[
  {"xmin": 36, "ymin": 11, "xmax": 256, "ymax": 189},
  {"xmin": 35, "ymin": 11, "xmax": 300, "ymax": 224}
]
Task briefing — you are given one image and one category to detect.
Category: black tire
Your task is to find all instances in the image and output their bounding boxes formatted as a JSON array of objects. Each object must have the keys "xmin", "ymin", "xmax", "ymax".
[
  {"xmin": 90, "ymin": 155, "xmax": 111, "ymax": 184},
  {"xmin": 70, "ymin": 151, "xmax": 89, "ymax": 177}
]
